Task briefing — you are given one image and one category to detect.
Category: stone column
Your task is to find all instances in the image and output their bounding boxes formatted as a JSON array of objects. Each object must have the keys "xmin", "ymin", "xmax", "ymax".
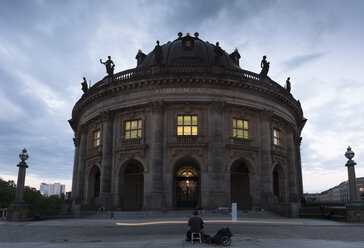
[
  {"xmin": 145, "ymin": 101, "xmax": 164, "ymax": 209},
  {"xmin": 207, "ymin": 101, "xmax": 227, "ymax": 208},
  {"xmin": 286, "ymin": 124, "xmax": 298, "ymax": 201},
  {"xmin": 346, "ymin": 160, "xmax": 359, "ymax": 201},
  {"xmin": 99, "ymin": 111, "xmax": 115, "ymax": 208},
  {"xmin": 7, "ymin": 149, "xmax": 29, "ymax": 221},
  {"xmin": 76, "ymin": 125, "xmax": 88, "ymax": 203},
  {"xmin": 71, "ymin": 135, "xmax": 80, "ymax": 200},
  {"xmin": 295, "ymin": 136, "xmax": 304, "ymax": 200},
  {"xmin": 259, "ymin": 110, "xmax": 273, "ymax": 207}
]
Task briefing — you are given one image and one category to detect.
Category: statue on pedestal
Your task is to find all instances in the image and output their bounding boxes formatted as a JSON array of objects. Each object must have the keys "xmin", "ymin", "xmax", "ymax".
[
  {"xmin": 81, "ymin": 77, "xmax": 88, "ymax": 94},
  {"xmin": 100, "ymin": 56, "xmax": 115, "ymax": 81},
  {"xmin": 154, "ymin": 40, "xmax": 163, "ymax": 65},
  {"xmin": 260, "ymin": 55, "xmax": 270, "ymax": 77},
  {"xmin": 285, "ymin": 77, "xmax": 291, "ymax": 93},
  {"xmin": 214, "ymin": 42, "xmax": 224, "ymax": 64}
]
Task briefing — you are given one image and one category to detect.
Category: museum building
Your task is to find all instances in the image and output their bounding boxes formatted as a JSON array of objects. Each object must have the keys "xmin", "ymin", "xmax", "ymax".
[{"xmin": 69, "ymin": 32, "xmax": 306, "ymax": 216}]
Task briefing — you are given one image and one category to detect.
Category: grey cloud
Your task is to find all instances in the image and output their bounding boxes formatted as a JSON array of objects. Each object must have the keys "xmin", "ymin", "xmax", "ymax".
[{"xmin": 282, "ymin": 53, "xmax": 326, "ymax": 70}]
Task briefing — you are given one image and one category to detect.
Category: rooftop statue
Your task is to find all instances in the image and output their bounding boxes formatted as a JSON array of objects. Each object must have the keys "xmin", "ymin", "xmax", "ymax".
[
  {"xmin": 285, "ymin": 77, "xmax": 291, "ymax": 93},
  {"xmin": 100, "ymin": 56, "xmax": 115, "ymax": 81},
  {"xmin": 213, "ymin": 42, "xmax": 224, "ymax": 64},
  {"xmin": 81, "ymin": 77, "xmax": 88, "ymax": 94},
  {"xmin": 154, "ymin": 40, "xmax": 163, "ymax": 65},
  {"xmin": 260, "ymin": 55, "xmax": 270, "ymax": 77},
  {"xmin": 135, "ymin": 49, "xmax": 147, "ymax": 67}
]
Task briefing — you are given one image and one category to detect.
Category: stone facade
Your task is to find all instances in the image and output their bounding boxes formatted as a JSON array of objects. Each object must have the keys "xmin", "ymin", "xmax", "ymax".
[{"xmin": 69, "ymin": 33, "xmax": 306, "ymax": 216}]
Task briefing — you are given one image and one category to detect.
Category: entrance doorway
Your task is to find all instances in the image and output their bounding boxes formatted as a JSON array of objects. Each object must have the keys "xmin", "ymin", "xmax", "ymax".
[
  {"xmin": 176, "ymin": 166, "xmax": 199, "ymax": 208},
  {"xmin": 122, "ymin": 160, "xmax": 144, "ymax": 210},
  {"xmin": 87, "ymin": 166, "xmax": 100, "ymax": 204},
  {"xmin": 230, "ymin": 160, "xmax": 252, "ymax": 210},
  {"xmin": 272, "ymin": 164, "xmax": 285, "ymax": 202}
]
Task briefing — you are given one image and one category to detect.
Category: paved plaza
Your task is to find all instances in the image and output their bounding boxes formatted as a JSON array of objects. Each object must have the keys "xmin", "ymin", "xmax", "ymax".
[{"xmin": 1, "ymin": 212, "xmax": 364, "ymax": 248}]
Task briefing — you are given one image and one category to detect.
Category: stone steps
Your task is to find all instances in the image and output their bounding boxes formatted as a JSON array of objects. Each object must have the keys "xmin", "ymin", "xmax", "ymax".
[{"xmin": 80, "ymin": 210, "xmax": 281, "ymax": 220}]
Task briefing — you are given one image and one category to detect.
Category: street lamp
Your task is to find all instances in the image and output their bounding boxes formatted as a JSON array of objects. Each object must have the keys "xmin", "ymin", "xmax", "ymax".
[
  {"xmin": 7, "ymin": 149, "xmax": 29, "ymax": 221},
  {"xmin": 19, "ymin": 148, "xmax": 29, "ymax": 163},
  {"xmin": 345, "ymin": 146, "xmax": 358, "ymax": 202}
]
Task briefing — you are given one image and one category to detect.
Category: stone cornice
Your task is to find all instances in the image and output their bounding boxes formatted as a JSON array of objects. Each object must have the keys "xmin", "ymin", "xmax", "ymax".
[{"xmin": 72, "ymin": 66, "xmax": 304, "ymax": 125}]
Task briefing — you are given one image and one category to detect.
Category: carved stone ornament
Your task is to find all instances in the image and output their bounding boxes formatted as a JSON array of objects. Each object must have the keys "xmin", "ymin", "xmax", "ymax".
[
  {"xmin": 210, "ymin": 101, "xmax": 224, "ymax": 114},
  {"xmin": 78, "ymin": 124, "xmax": 88, "ymax": 135},
  {"xmin": 127, "ymin": 108, "xmax": 136, "ymax": 119},
  {"xmin": 101, "ymin": 110, "xmax": 115, "ymax": 122},
  {"xmin": 73, "ymin": 133, "xmax": 80, "ymax": 147},
  {"xmin": 68, "ymin": 118, "xmax": 77, "ymax": 131},
  {"xmin": 260, "ymin": 110, "xmax": 273, "ymax": 122},
  {"xmin": 151, "ymin": 101, "xmax": 165, "ymax": 114},
  {"xmin": 286, "ymin": 123, "xmax": 296, "ymax": 134}
]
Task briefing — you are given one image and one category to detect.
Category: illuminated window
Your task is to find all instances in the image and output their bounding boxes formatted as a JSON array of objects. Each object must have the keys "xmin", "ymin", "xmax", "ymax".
[
  {"xmin": 177, "ymin": 115, "xmax": 198, "ymax": 136},
  {"xmin": 232, "ymin": 118, "xmax": 249, "ymax": 139},
  {"xmin": 124, "ymin": 120, "xmax": 142, "ymax": 139},
  {"xmin": 360, "ymin": 188, "xmax": 364, "ymax": 192},
  {"xmin": 93, "ymin": 129, "xmax": 101, "ymax": 147},
  {"xmin": 273, "ymin": 128, "xmax": 281, "ymax": 146}
]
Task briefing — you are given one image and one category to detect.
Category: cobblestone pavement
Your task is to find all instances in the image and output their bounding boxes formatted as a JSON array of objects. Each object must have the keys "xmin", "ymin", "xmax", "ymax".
[{"xmin": 1, "ymin": 215, "xmax": 364, "ymax": 248}]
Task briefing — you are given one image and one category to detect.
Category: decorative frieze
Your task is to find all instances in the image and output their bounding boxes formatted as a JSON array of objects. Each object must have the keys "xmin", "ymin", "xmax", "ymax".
[
  {"xmin": 260, "ymin": 109, "xmax": 273, "ymax": 122},
  {"xmin": 151, "ymin": 101, "xmax": 165, "ymax": 114},
  {"xmin": 210, "ymin": 101, "xmax": 225, "ymax": 114},
  {"xmin": 101, "ymin": 110, "xmax": 115, "ymax": 122}
]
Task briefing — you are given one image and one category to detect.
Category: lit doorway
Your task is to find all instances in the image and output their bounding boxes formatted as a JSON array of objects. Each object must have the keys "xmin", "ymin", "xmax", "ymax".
[{"xmin": 176, "ymin": 166, "xmax": 199, "ymax": 209}]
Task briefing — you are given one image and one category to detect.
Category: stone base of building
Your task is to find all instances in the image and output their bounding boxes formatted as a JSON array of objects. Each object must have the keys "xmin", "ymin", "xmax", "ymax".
[
  {"xmin": 346, "ymin": 203, "xmax": 364, "ymax": 222},
  {"xmin": 6, "ymin": 204, "xmax": 28, "ymax": 222},
  {"xmin": 271, "ymin": 202, "xmax": 300, "ymax": 217}
]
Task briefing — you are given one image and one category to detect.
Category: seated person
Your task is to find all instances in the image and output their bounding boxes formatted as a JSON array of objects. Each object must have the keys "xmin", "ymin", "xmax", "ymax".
[{"xmin": 186, "ymin": 210, "xmax": 204, "ymax": 241}]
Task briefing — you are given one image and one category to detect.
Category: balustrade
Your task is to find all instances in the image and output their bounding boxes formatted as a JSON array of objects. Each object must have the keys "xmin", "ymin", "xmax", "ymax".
[
  {"xmin": 122, "ymin": 138, "xmax": 144, "ymax": 146},
  {"xmin": 83, "ymin": 64, "xmax": 292, "ymax": 104},
  {"xmin": 176, "ymin": 135, "xmax": 200, "ymax": 143},
  {"xmin": 232, "ymin": 137, "xmax": 252, "ymax": 145}
]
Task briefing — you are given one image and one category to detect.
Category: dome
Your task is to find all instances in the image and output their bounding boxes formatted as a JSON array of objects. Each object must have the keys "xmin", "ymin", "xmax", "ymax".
[{"xmin": 136, "ymin": 32, "xmax": 241, "ymax": 69}]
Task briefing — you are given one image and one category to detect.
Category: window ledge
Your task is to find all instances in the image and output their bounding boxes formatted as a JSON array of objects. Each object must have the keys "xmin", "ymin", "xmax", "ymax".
[
  {"xmin": 230, "ymin": 137, "xmax": 251, "ymax": 145},
  {"xmin": 122, "ymin": 138, "xmax": 144, "ymax": 146},
  {"xmin": 272, "ymin": 144, "xmax": 286, "ymax": 153}
]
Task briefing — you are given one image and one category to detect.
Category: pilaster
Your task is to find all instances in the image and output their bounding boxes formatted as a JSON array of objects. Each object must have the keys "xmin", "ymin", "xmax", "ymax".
[
  {"xmin": 144, "ymin": 101, "xmax": 165, "ymax": 209},
  {"xmin": 259, "ymin": 110, "xmax": 273, "ymax": 206},
  {"xmin": 286, "ymin": 124, "xmax": 298, "ymax": 202},
  {"xmin": 207, "ymin": 101, "xmax": 227, "ymax": 207},
  {"xmin": 76, "ymin": 124, "xmax": 88, "ymax": 203},
  {"xmin": 99, "ymin": 111, "xmax": 115, "ymax": 208},
  {"xmin": 71, "ymin": 134, "xmax": 80, "ymax": 198}
]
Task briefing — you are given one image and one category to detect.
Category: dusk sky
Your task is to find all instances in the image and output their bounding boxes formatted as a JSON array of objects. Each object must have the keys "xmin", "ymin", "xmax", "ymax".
[{"xmin": 0, "ymin": 0, "xmax": 363, "ymax": 193}]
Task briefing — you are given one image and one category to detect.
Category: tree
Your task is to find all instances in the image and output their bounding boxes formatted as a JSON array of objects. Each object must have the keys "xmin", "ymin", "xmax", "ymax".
[
  {"xmin": 0, "ymin": 178, "xmax": 65, "ymax": 210},
  {"xmin": 0, "ymin": 178, "xmax": 16, "ymax": 208}
]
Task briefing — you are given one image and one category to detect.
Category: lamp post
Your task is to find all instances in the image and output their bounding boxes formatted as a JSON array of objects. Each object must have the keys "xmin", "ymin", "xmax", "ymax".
[
  {"xmin": 7, "ymin": 149, "xmax": 29, "ymax": 221},
  {"xmin": 345, "ymin": 146, "xmax": 359, "ymax": 202}
]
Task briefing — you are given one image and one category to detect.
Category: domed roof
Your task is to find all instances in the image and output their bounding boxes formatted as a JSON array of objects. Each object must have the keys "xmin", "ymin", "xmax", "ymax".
[{"xmin": 136, "ymin": 32, "xmax": 241, "ymax": 69}]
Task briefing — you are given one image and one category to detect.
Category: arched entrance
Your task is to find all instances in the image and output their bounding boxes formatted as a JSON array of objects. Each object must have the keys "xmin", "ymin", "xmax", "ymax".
[
  {"xmin": 272, "ymin": 164, "xmax": 285, "ymax": 202},
  {"xmin": 87, "ymin": 165, "xmax": 100, "ymax": 204},
  {"xmin": 174, "ymin": 156, "xmax": 200, "ymax": 209},
  {"xmin": 230, "ymin": 160, "xmax": 251, "ymax": 210},
  {"xmin": 121, "ymin": 160, "xmax": 144, "ymax": 210}
]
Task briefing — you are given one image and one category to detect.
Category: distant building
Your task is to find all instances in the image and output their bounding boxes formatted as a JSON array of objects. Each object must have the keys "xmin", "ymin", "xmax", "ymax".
[
  {"xmin": 40, "ymin": 183, "xmax": 49, "ymax": 196},
  {"xmin": 318, "ymin": 177, "xmax": 364, "ymax": 203},
  {"xmin": 39, "ymin": 183, "xmax": 66, "ymax": 197}
]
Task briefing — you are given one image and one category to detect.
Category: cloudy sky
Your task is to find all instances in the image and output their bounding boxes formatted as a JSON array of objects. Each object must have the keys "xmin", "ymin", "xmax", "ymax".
[{"xmin": 0, "ymin": 0, "xmax": 363, "ymax": 193}]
